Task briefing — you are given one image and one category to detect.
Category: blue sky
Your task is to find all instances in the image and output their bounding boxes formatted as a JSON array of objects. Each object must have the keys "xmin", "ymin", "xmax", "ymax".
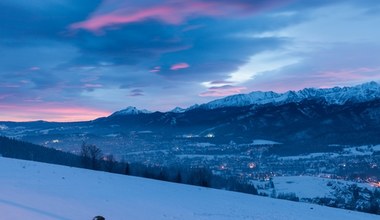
[{"xmin": 1, "ymin": 0, "xmax": 380, "ymax": 121}]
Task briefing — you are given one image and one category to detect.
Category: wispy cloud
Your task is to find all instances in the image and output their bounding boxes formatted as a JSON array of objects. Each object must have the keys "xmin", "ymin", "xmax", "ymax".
[
  {"xmin": 170, "ymin": 63, "xmax": 190, "ymax": 71},
  {"xmin": 70, "ymin": 0, "xmax": 289, "ymax": 32},
  {"xmin": 227, "ymin": 51, "xmax": 300, "ymax": 84},
  {"xmin": 29, "ymin": 66, "xmax": 41, "ymax": 71},
  {"xmin": 129, "ymin": 89, "xmax": 144, "ymax": 96},
  {"xmin": 150, "ymin": 66, "xmax": 161, "ymax": 73},
  {"xmin": 200, "ymin": 85, "xmax": 247, "ymax": 97}
]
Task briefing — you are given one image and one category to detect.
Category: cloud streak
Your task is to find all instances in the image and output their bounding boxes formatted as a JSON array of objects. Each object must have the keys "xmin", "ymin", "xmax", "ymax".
[
  {"xmin": 70, "ymin": 0, "xmax": 289, "ymax": 32},
  {"xmin": 129, "ymin": 89, "xmax": 144, "ymax": 96},
  {"xmin": 170, "ymin": 63, "xmax": 190, "ymax": 71},
  {"xmin": 200, "ymin": 85, "xmax": 247, "ymax": 97},
  {"xmin": 0, "ymin": 103, "xmax": 110, "ymax": 122}
]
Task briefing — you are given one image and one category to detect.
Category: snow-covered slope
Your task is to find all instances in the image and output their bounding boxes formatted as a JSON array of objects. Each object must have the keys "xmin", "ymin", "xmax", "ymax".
[
  {"xmin": 109, "ymin": 106, "xmax": 151, "ymax": 116},
  {"xmin": 0, "ymin": 157, "xmax": 378, "ymax": 220},
  {"xmin": 200, "ymin": 81, "xmax": 380, "ymax": 110}
]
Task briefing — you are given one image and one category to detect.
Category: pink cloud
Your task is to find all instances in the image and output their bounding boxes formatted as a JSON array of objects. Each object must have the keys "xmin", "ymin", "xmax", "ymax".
[
  {"xmin": 247, "ymin": 66, "xmax": 380, "ymax": 92},
  {"xmin": 29, "ymin": 66, "xmax": 40, "ymax": 71},
  {"xmin": 0, "ymin": 82, "xmax": 22, "ymax": 88},
  {"xmin": 70, "ymin": 6, "xmax": 182, "ymax": 32},
  {"xmin": 0, "ymin": 94, "xmax": 12, "ymax": 100},
  {"xmin": 0, "ymin": 103, "xmax": 110, "ymax": 122},
  {"xmin": 70, "ymin": 0, "xmax": 289, "ymax": 32},
  {"xmin": 24, "ymin": 97, "xmax": 43, "ymax": 102},
  {"xmin": 200, "ymin": 85, "xmax": 247, "ymax": 97},
  {"xmin": 318, "ymin": 67, "xmax": 380, "ymax": 79},
  {"xmin": 170, "ymin": 63, "xmax": 190, "ymax": 71},
  {"xmin": 312, "ymin": 67, "xmax": 380, "ymax": 88},
  {"xmin": 150, "ymin": 66, "xmax": 161, "ymax": 73}
]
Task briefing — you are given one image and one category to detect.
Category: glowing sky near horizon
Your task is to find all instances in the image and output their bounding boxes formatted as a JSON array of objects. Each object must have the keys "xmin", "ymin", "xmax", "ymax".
[{"xmin": 1, "ymin": 0, "xmax": 380, "ymax": 121}]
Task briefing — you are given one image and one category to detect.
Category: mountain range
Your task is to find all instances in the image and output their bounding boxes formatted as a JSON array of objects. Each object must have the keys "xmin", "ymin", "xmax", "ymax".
[
  {"xmin": 1, "ymin": 81, "xmax": 380, "ymax": 154},
  {"xmin": 112, "ymin": 81, "xmax": 380, "ymax": 115},
  {"xmin": 196, "ymin": 81, "xmax": 380, "ymax": 110}
]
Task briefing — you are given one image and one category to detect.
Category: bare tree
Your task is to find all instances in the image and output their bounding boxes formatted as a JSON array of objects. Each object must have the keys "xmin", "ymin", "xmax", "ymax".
[{"xmin": 80, "ymin": 142, "xmax": 102, "ymax": 170}]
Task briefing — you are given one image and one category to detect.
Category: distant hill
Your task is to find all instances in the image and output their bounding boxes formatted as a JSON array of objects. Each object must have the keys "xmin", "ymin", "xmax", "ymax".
[{"xmin": 0, "ymin": 135, "xmax": 81, "ymax": 167}]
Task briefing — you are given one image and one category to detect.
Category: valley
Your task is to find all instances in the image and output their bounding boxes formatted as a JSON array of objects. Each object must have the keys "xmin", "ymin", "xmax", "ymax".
[{"xmin": 1, "ymin": 82, "xmax": 380, "ymax": 214}]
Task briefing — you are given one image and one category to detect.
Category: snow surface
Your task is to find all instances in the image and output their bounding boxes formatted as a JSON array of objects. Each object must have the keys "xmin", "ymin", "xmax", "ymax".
[
  {"xmin": 279, "ymin": 153, "xmax": 340, "ymax": 160},
  {"xmin": 272, "ymin": 176, "xmax": 374, "ymax": 199},
  {"xmin": 176, "ymin": 154, "xmax": 250, "ymax": 160},
  {"xmin": 273, "ymin": 176, "xmax": 333, "ymax": 198},
  {"xmin": 279, "ymin": 145, "xmax": 380, "ymax": 160},
  {"xmin": 1, "ymin": 157, "xmax": 378, "ymax": 220},
  {"xmin": 252, "ymin": 139, "xmax": 282, "ymax": 145}
]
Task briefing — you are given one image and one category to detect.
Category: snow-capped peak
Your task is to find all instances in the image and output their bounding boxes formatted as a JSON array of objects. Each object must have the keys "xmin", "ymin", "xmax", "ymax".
[
  {"xmin": 200, "ymin": 91, "xmax": 280, "ymax": 109},
  {"xmin": 110, "ymin": 106, "xmax": 151, "ymax": 116},
  {"xmin": 170, "ymin": 107, "xmax": 186, "ymax": 113},
  {"xmin": 199, "ymin": 81, "xmax": 380, "ymax": 110}
]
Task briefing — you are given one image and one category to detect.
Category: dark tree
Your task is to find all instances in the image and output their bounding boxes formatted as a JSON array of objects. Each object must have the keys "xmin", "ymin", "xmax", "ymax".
[
  {"xmin": 157, "ymin": 170, "xmax": 166, "ymax": 181},
  {"xmin": 174, "ymin": 171, "xmax": 182, "ymax": 183},
  {"xmin": 187, "ymin": 167, "xmax": 212, "ymax": 187},
  {"xmin": 80, "ymin": 142, "xmax": 102, "ymax": 170},
  {"xmin": 103, "ymin": 154, "xmax": 116, "ymax": 172},
  {"xmin": 124, "ymin": 162, "xmax": 130, "ymax": 175}
]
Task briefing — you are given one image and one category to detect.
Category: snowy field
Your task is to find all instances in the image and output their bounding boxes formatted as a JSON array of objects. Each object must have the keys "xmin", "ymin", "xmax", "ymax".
[
  {"xmin": 0, "ymin": 157, "xmax": 379, "ymax": 220},
  {"xmin": 279, "ymin": 145, "xmax": 380, "ymax": 160},
  {"xmin": 273, "ymin": 176, "xmax": 336, "ymax": 198},
  {"xmin": 272, "ymin": 176, "xmax": 374, "ymax": 199}
]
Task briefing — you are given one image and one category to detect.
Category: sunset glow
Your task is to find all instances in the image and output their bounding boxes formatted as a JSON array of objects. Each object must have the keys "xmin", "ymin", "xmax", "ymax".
[{"xmin": 1, "ymin": 0, "xmax": 380, "ymax": 121}]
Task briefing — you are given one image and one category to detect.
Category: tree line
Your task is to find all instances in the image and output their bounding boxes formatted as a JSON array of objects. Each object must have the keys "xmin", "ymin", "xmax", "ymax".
[{"xmin": 0, "ymin": 136, "xmax": 258, "ymax": 196}]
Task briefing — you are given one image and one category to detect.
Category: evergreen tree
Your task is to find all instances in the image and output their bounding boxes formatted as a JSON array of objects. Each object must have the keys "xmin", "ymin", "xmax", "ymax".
[{"xmin": 124, "ymin": 162, "xmax": 130, "ymax": 175}]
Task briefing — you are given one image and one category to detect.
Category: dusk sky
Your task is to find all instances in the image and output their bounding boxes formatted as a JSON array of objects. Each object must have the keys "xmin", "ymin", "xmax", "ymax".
[{"xmin": 1, "ymin": 0, "xmax": 380, "ymax": 121}]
